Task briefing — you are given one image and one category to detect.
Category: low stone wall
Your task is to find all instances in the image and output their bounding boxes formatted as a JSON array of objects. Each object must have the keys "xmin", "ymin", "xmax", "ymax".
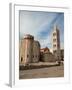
[
  {"xmin": 19, "ymin": 62, "xmax": 60, "ymax": 70},
  {"xmin": 41, "ymin": 53, "xmax": 56, "ymax": 62}
]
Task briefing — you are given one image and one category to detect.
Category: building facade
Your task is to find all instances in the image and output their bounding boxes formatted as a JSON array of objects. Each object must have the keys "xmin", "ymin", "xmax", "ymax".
[
  {"xmin": 40, "ymin": 47, "xmax": 56, "ymax": 62},
  {"xmin": 60, "ymin": 49, "xmax": 64, "ymax": 61},
  {"xmin": 19, "ymin": 34, "xmax": 40, "ymax": 65},
  {"xmin": 33, "ymin": 41, "xmax": 40, "ymax": 62}
]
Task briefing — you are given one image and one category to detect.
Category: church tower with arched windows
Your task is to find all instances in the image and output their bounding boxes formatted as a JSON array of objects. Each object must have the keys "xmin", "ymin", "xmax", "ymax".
[{"xmin": 52, "ymin": 25, "xmax": 61, "ymax": 60}]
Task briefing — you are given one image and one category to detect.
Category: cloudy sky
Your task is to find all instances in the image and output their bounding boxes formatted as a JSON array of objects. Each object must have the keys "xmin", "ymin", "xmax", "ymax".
[{"xmin": 19, "ymin": 10, "xmax": 64, "ymax": 49}]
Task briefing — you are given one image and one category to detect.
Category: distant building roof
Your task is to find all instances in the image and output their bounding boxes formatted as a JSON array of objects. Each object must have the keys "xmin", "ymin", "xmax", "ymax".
[
  {"xmin": 40, "ymin": 47, "xmax": 50, "ymax": 53},
  {"xmin": 24, "ymin": 34, "xmax": 34, "ymax": 39}
]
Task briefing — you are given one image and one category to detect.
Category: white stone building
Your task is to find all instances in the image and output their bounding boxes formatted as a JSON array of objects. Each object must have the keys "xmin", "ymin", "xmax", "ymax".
[{"xmin": 52, "ymin": 25, "xmax": 61, "ymax": 60}]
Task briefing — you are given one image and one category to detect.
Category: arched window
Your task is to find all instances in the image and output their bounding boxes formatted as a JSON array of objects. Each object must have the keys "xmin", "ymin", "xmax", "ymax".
[
  {"xmin": 21, "ymin": 57, "xmax": 23, "ymax": 62},
  {"xmin": 27, "ymin": 54, "xmax": 29, "ymax": 58},
  {"xmin": 53, "ymin": 44, "xmax": 56, "ymax": 48},
  {"xmin": 36, "ymin": 55, "xmax": 37, "ymax": 58},
  {"xmin": 32, "ymin": 55, "xmax": 34, "ymax": 58}
]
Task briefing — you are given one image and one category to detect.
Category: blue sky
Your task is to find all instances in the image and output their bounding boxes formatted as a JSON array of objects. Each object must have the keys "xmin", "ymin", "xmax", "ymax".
[{"xmin": 19, "ymin": 10, "xmax": 64, "ymax": 49}]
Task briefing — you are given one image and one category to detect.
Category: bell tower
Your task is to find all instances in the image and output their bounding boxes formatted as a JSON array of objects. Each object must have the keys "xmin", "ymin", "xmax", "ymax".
[{"xmin": 52, "ymin": 25, "xmax": 60, "ymax": 61}]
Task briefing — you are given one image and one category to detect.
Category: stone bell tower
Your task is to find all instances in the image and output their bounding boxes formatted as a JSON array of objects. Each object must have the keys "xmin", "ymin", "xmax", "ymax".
[{"xmin": 52, "ymin": 25, "xmax": 60, "ymax": 61}]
